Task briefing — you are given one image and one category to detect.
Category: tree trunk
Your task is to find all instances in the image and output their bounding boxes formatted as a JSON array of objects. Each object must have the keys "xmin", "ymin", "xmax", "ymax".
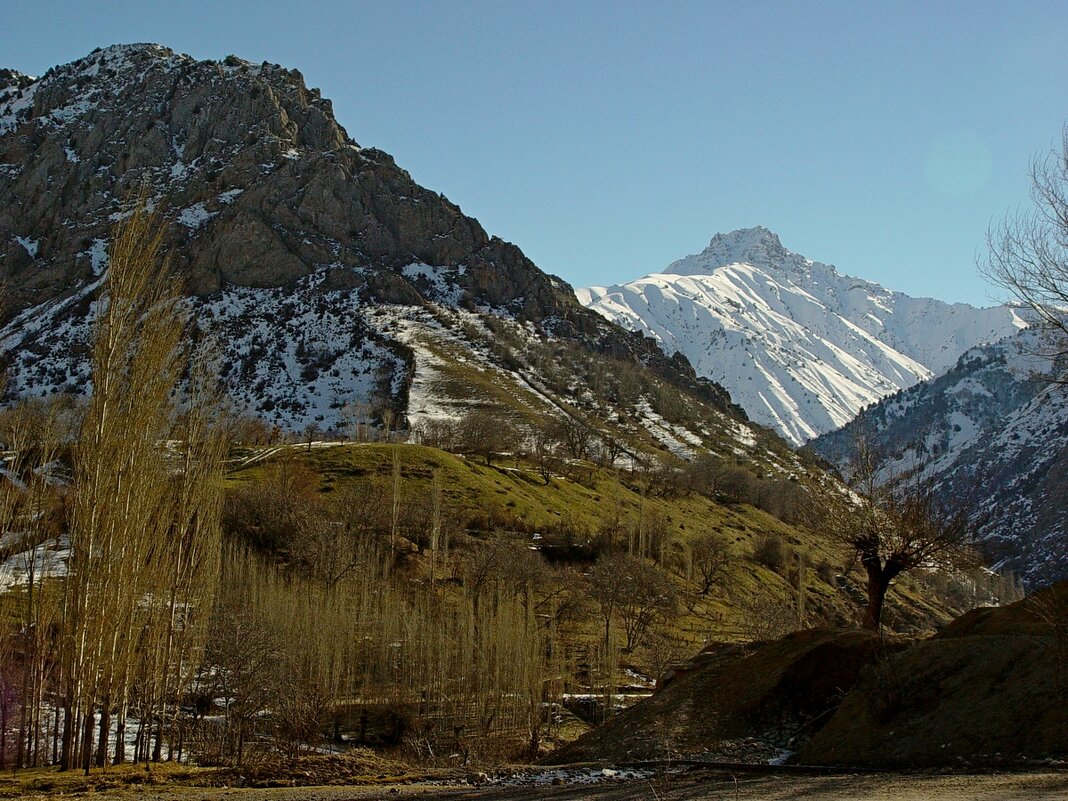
[
  {"xmin": 81, "ymin": 709, "xmax": 95, "ymax": 775},
  {"xmin": 862, "ymin": 574, "xmax": 888, "ymax": 630},
  {"xmin": 59, "ymin": 702, "xmax": 74, "ymax": 771},
  {"xmin": 95, "ymin": 700, "xmax": 110, "ymax": 768},
  {"xmin": 1, "ymin": 702, "xmax": 8, "ymax": 770},
  {"xmin": 862, "ymin": 558, "xmax": 902, "ymax": 630},
  {"xmin": 134, "ymin": 716, "xmax": 145, "ymax": 764},
  {"xmin": 52, "ymin": 704, "xmax": 60, "ymax": 766},
  {"xmin": 113, "ymin": 704, "xmax": 126, "ymax": 764},
  {"xmin": 16, "ymin": 669, "xmax": 28, "ymax": 769}
]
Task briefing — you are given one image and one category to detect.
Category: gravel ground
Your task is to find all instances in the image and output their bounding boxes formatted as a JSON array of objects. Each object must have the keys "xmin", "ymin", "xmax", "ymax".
[{"xmin": 18, "ymin": 769, "xmax": 1068, "ymax": 801}]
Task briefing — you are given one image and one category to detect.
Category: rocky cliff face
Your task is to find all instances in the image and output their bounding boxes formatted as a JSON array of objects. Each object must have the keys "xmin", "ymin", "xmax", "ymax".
[
  {"xmin": 0, "ymin": 44, "xmax": 738, "ymax": 433},
  {"xmin": 2, "ymin": 44, "xmax": 574, "ymax": 316}
]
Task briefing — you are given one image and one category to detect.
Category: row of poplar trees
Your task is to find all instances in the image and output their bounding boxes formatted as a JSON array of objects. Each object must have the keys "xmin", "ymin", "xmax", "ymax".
[{"xmin": 2, "ymin": 204, "xmax": 227, "ymax": 773}]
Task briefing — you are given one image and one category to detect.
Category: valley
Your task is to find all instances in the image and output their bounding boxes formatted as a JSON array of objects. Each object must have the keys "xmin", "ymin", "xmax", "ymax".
[{"xmin": 0, "ymin": 30, "xmax": 1066, "ymax": 799}]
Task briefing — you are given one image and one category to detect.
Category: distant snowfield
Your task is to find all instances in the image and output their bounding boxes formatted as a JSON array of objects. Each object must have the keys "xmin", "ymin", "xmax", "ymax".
[{"xmin": 579, "ymin": 227, "xmax": 1025, "ymax": 445}]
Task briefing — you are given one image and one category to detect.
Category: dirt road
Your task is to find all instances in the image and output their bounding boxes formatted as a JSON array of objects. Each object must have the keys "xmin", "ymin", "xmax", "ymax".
[{"xmin": 23, "ymin": 769, "xmax": 1067, "ymax": 801}]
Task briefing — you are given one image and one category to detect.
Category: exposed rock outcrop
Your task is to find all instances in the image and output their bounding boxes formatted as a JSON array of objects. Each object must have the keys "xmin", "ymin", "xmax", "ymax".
[{"xmin": 0, "ymin": 44, "xmax": 738, "ymax": 430}]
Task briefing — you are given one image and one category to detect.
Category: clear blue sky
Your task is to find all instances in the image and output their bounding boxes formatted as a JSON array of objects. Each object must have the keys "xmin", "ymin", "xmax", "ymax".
[{"xmin": 3, "ymin": 1, "xmax": 1065, "ymax": 306}]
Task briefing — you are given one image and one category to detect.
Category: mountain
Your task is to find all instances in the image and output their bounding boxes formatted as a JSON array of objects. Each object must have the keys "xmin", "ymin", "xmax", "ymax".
[
  {"xmin": 0, "ymin": 44, "xmax": 792, "ymax": 467},
  {"xmin": 578, "ymin": 227, "xmax": 1025, "ymax": 446},
  {"xmin": 809, "ymin": 329, "xmax": 1068, "ymax": 584}
]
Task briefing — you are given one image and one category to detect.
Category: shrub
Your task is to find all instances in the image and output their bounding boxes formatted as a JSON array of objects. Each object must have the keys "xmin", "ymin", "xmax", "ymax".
[{"xmin": 753, "ymin": 533, "xmax": 786, "ymax": 573}]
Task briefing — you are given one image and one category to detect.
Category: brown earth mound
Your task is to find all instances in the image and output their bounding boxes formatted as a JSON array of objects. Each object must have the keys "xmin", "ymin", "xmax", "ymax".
[
  {"xmin": 545, "ymin": 583, "xmax": 1068, "ymax": 768},
  {"xmin": 543, "ymin": 628, "xmax": 891, "ymax": 764},
  {"xmin": 936, "ymin": 580, "xmax": 1068, "ymax": 640},
  {"xmin": 800, "ymin": 584, "xmax": 1068, "ymax": 766}
]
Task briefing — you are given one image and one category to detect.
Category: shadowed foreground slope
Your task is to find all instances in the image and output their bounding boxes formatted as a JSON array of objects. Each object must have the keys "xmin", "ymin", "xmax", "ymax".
[
  {"xmin": 800, "ymin": 582, "xmax": 1068, "ymax": 766},
  {"xmin": 543, "ymin": 628, "xmax": 889, "ymax": 764},
  {"xmin": 545, "ymin": 583, "xmax": 1068, "ymax": 768}
]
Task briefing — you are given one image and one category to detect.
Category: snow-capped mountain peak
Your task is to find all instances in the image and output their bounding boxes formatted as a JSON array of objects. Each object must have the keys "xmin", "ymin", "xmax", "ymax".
[
  {"xmin": 666, "ymin": 226, "xmax": 802, "ymax": 276},
  {"xmin": 579, "ymin": 229, "xmax": 1025, "ymax": 445}
]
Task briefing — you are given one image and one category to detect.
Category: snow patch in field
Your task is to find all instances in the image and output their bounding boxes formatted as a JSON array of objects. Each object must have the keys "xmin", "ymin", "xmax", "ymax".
[
  {"xmin": 85, "ymin": 238, "xmax": 108, "ymax": 275},
  {"xmin": 484, "ymin": 766, "xmax": 655, "ymax": 787},
  {"xmin": 201, "ymin": 273, "xmax": 399, "ymax": 431},
  {"xmin": 177, "ymin": 202, "xmax": 216, "ymax": 228},
  {"xmin": 0, "ymin": 535, "xmax": 69, "ymax": 592},
  {"xmin": 635, "ymin": 398, "xmax": 699, "ymax": 458},
  {"xmin": 0, "ymin": 77, "xmax": 40, "ymax": 134},
  {"xmin": 14, "ymin": 236, "xmax": 38, "ymax": 258},
  {"xmin": 401, "ymin": 262, "xmax": 463, "ymax": 306}
]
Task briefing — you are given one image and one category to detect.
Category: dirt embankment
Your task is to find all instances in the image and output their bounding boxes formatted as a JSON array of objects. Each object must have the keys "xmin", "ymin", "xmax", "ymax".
[
  {"xmin": 546, "ymin": 582, "xmax": 1068, "ymax": 769},
  {"xmin": 544, "ymin": 627, "xmax": 893, "ymax": 764},
  {"xmin": 800, "ymin": 583, "xmax": 1068, "ymax": 766}
]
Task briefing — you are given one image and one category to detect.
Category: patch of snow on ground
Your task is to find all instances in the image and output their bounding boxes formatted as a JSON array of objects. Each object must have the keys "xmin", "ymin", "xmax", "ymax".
[
  {"xmin": 728, "ymin": 418, "xmax": 757, "ymax": 449},
  {"xmin": 367, "ymin": 307, "xmax": 463, "ymax": 426},
  {"xmin": 85, "ymin": 238, "xmax": 108, "ymax": 275},
  {"xmin": 401, "ymin": 262, "xmax": 463, "ymax": 305},
  {"xmin": 0, "ymin": 536, "xmax": 69, "ymax": 592},
  {"xmin": 201, "ymin": 274, "xmax": 396, "ymax": 431},
  {"xmin": 0, "ymin": 77, "xmax": 39, "ymax": 135},
  {"xmin": 768, "ymin": 749, "xmax": 794, "ymax": 766},
  {"xmin": 177, "ymin": 202, "xmax": 216, "ymax": 229},
  {"xmin": 634, "ymin": 398, "xmax": 697, "ymax": 458},
  {"xmin": 485, "ymin": 767, "xmax": 656, "ymax": 787},
  {"xmin": 15, "ymin": 236, "xmax": 38, "ymax": 258}
]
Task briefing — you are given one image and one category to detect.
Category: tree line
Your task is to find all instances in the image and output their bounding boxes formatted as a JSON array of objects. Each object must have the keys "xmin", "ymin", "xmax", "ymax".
[{"xmin": 0, "ymin": 206, "xmax": 226, "ymax": 772}]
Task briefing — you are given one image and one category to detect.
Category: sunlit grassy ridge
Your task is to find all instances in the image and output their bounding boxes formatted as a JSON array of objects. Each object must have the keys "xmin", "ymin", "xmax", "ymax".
[{"xmin": 226, "ymin": 442, "xmax": 952, "ymax": 642}]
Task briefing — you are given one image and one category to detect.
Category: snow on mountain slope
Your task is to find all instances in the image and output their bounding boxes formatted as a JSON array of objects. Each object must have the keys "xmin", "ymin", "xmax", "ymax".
[
  {"xmin": 809, "ymin": 329, "xmax": 1068, "ymax": 584},
  {"xmin": 578, "ymin": 227, "xmax": 1025, "ymax": 445},
  {"xmin": 1, "ymin": 44, "xmax": 781, "ymax": 466}
]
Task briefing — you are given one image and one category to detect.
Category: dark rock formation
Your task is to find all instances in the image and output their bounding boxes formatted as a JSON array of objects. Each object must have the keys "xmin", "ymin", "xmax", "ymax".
[{"xmin": 0, "ymin": 43, "xmax": 739, "ymax": 429}]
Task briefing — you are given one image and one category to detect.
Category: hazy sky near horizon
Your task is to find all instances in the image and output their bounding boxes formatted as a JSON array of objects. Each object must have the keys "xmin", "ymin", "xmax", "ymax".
[{"xmin": 2, "ymin": 1, "xmax": 1066, "ymax": 306}]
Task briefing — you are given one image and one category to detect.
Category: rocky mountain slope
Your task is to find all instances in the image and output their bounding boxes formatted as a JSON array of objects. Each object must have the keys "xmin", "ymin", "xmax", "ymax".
[
  {"xmin": 0, "ymin": 44, "xmax": 793, "ymax": 468},
  {"xmin": 578, "ymin": 227, "xmax": 1025, "ymax": 445},
  {"xmin": 809, "ymin": 329, "xmax": 1068, "ymax": 584}
]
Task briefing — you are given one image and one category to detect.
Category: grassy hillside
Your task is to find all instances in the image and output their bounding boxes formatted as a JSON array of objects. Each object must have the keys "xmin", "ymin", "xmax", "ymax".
[{"xmin": 226, "ymin": 442, "xmax": 956, "ymax": 650}]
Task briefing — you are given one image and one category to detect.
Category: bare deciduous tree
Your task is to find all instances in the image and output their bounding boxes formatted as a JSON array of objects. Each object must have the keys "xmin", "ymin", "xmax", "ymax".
[
  {"xmin": 822, "ymin": 438, "xmax": 976, "ymax": 630},
  {"xmin": 457, "ymin": 409, "xmax": 518, "ymax": 466},
  {"xmin": 550, "ymin": 415, "xmax": 593, "ymax": 461},
  {"xmin": 57, "ymin": 201, "xmax": 227, "ymax": 772},
  {"xmin": 690, "ymin": 530, "xmax": 733, "ymax": 595},
  {"xmin": 589, "ymin": 553, "xmax": 678, "ymax": 651},
  {"xmin": 528, "ymin": 428, "xmax": 561, "ymax": 484},
  {"xmin": 983, "ymin": 126, "xmax": 1068, "ymax": 379}
]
